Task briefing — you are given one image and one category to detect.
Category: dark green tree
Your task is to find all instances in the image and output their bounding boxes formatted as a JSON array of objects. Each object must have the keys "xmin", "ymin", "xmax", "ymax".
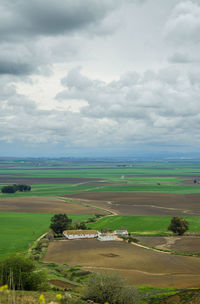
[
  {"xmin": 75, "ymin": 221, "xmax": 87, "ymax": 230},
  {"xmin": 1, "ymin": 185, "xmax": 16, "ymax": 193},
  {"xmin": 168, "ymin": 217, "xmax": 189, "ymax": 235},
  {"xmin": 50, "ymin": 213, "xmax": 72, "ymax": 235},
  {"xmin": 0, "ymin": 255, "xmax": 48, "ymax": 290}
]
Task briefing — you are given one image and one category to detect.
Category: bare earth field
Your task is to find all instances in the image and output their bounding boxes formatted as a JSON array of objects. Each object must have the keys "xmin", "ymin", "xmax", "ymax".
[
  {"xmin": 67, "ymin": 192, "xmax": 200, "ymax": 216},
  {"xmin": 0, "ymin": 197, "xmax": 108, "ymax": 214},
  {"xmin": 0, "ymin": 177, "xmax": 103, "ymax": 184},
  {"xmin": 43, "ymin": 239, "xmax": 200, "ymax": 288},
  {"xmin": 137, "ymin": 236, "xmax": 200, "ymax": 254}
]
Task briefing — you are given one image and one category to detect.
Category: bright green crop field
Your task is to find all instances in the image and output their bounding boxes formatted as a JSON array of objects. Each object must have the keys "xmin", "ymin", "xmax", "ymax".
[
  {"xmin": 0, "ymin": 212, "xmax": 91, "ymax": 258},
  {"xmin": 87, "ymin": 216, "xmax": 200, "ymax": 236}
]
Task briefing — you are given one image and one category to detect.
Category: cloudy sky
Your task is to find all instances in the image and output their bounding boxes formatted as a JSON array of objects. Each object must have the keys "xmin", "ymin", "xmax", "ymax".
[{"xmin": 0, "ymin": 0, "xmax": 200, "ymax": 158}]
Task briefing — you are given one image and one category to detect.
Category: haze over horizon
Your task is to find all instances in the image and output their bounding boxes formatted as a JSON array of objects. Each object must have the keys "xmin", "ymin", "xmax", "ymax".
[{"xmin": 0, "ymin": 0, "xmax": 200, "ymax": 158}]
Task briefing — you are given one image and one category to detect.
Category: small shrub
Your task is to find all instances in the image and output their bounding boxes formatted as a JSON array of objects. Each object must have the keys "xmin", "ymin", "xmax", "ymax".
[{"xmin": 84, "ymin": 273, "xmax": 139, "ymax": 304}]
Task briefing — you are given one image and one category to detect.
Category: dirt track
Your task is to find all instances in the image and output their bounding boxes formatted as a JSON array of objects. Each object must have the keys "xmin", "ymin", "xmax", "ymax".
[
  {"xmin": 66, "ymin": 192, "xmax": 200, "ymax": 216},
  {"xmin": 43, "ymin": 239, "xmax": 200, "ymax": 288}
]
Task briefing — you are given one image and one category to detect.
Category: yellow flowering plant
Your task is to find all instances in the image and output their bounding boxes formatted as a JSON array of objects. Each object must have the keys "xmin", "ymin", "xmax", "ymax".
[
  {"xmin": 39, "ymin": 294, "xmax": 46, "ymax": 304},
  {"xmin": 0, "ymin": 284, "xmax": 9, "ymax": 294}
]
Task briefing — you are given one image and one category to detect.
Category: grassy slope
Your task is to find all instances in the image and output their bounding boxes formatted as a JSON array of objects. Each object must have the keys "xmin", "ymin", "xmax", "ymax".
[
  {"xmin": 87, "ymin": 216, "xmax": 200, "ymax": 235},
  {"xmin": 0, "ymin": 212, "xmax": 91, "ymax": 258}
]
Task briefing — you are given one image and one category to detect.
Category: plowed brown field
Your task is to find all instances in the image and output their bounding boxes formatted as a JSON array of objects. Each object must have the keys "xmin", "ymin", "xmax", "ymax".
[
  {"xmin": 0, "ymin": 177, "xmax": 102, "ymax": 184},
  {"xmin": 0, "ymin": 196, "xmax": 108, "ymax": 214},
  {"xmin": 137, "ymin": 236, "xmax": 200, "ymax": 254},
  {"xmin": 66, "ymin": 192, "xmax": 200, "ymax": 216},
  {"xmin": 43, "ymin": 239, "xmax": 200, "ymax": 288}
]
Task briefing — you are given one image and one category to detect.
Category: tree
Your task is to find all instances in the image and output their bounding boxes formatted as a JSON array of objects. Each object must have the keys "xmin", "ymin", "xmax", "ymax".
[
  {"xmin": 168, "ymin": 217, "xmax": 189, "ymax": 235},
  {"xmin": 0, "ymin": 255, "xmax": 48, "ymax": 290},
  {"xmin": 84, "ymin": 273, "xmax": 139, "ymax": 304},
  {"xmin": 1, "ymin": 185, "xmax": 16, "ymax": 193},
  {"xmin": 50, "ymin": 213, "xmax": 72, "ymax": 235},
  {"xmin": 1, "ymin": 184, "xmax": 31, "ymax": 194},
  {"xmin": 75, "ymin": 221, "xmax": 87, "ymax": 230}
]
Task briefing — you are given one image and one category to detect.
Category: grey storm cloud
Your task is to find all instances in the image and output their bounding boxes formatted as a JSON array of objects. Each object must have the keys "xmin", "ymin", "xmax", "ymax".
[
  {"xmin": 0, "ymin": 0, "xmax": 122, "ymax": 75},
  {"xmin": 0, "ymin": 0, "xmax": 120, "ymax": 40}
]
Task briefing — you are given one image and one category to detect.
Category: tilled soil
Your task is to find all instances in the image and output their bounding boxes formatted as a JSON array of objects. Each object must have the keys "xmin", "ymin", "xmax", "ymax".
[
  {"xmin": 43, "ymin": 239, "xmax": 200, "ymax": 288},
  {"xmin": 137, "ymin": 236, "xmax": 200, "ymax": 254},
  {"xmin": 0, "ymin": 196, "xmax": 108, "ymax": 214},
  {"xmin": 0, "ymin": 177, "xmax": 103, "ymax": 184},
  {"xmin": 67, "ymin": 192, "xmax": 200, "ymax": 216}
]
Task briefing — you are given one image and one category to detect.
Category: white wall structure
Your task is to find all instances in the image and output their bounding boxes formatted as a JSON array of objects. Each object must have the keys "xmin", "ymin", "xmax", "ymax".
[
  {"xmin": 63, "ymin": 230, "xmax": 99, "ymax": 240},
  {"xmin": 114, "ymin": 229, "xmax": 128, "ymax": 236},
  {"xmin": 98, "ymin": 234, "xmax": 115, "ymax": 241}
]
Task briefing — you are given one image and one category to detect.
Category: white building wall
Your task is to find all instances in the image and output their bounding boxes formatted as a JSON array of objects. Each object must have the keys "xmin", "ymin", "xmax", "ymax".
[
  {"xmin": 98, "ymin": 235, "xmax": 115, "ymax": 241},
  {"xmin": 63, "ymin": 233, "xmax": 98, "ymax": 239}
]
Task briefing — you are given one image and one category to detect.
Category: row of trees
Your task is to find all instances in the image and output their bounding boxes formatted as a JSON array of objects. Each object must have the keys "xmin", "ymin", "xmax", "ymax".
[{"xmin": 1, "ymin": 184, "xmax": 31, "ymax": 193}]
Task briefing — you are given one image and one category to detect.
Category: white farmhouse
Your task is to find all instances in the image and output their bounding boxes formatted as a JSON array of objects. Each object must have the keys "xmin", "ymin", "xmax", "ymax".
[
  {"xmin": 63, "ymin": 230, "xmax": 99, "ymax": 240},
  {"xmin": 114, "ymin": 229, "xmax": 128, "ymax": 236},
  {"xmin": 98, "ymin": 233, "xmax": 115, "ymax": 241}
]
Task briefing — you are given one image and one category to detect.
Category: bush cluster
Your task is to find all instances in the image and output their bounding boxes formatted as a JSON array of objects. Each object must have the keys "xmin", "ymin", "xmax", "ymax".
[
  {"xmin": 84, "ymin": 273, "xmax": 140, "ymax": 304},
  {"xmin": 0, "ymin": 255, "xmax": 48, "ymax": 291},
  {"xmin": 1, "ymin": 184, "xmax": 31, "ymax": 193}
]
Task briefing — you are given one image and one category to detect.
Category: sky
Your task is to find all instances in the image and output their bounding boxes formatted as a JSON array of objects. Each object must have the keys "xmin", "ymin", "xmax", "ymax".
[{"xmin": 0, "ymin": 0, "xmax": 200, "ymax": 158}]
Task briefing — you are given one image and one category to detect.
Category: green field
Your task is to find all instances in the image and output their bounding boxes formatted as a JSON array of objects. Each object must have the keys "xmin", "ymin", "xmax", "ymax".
[
  {"xmin": 1, "ymin": 160, "xmax": 200, "ymax": 196},
  {"xmin": 87, "ymin": 216, "xmax": 200, "ymax": 236},
  {"xmin": 0, "ymin": 212, "xmax": 91, "ymax": 258}
]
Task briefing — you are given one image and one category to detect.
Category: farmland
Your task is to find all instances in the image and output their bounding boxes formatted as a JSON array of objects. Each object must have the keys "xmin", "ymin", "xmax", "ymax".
[
  {"xmin": 1, "ymin": 160, "xmax": 200, "ymax": 197},
  {"xmin": 0, "ymin": 212, "xmax": 91, "ymax": 258},
  {"xmin": 136, "ymin": 236, "xmax": 200, "ymax": 254},
  {"xmin": 87, "ymin": 215, "xmax": 200, "ymax": 235},
  {"xmin": 43, "ymin": 239, "xmax": 200, "ymax": 288},
  {"xmin": 1, "ymin": 158, "xmax": 200, "ymax": 290},
  {"xmin": 67, "ymin": 192, "xmax": 200, "ymax": 216}
]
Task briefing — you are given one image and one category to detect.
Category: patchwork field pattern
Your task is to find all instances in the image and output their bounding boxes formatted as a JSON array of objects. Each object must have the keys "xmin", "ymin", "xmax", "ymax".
[
  {"xmin": 1, "ymin": 159, "xmax": 200, "ymax": 289},
  {"xmin": 1, "ymin": 161, "xmax": 200, "ymax": 196},
  {"xmin": 43, "ymin": 239, "xmax": 200, "ymax": 288}
]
